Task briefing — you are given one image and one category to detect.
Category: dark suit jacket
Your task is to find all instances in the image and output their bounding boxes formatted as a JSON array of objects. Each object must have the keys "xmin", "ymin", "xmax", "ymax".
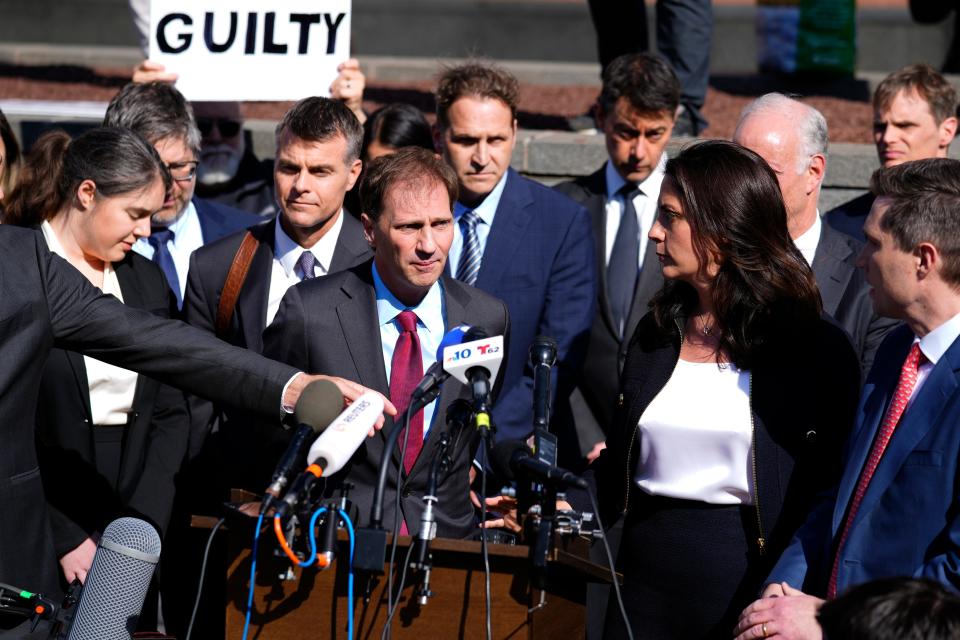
[
  {"xmin": 465, "ymin": 169, "xmax": 596, "ymax": 447},
  {"xmin": 35, "ymin": 252, "xmax": 188, "ymax": 561},
  {"xmin": 598, "ymin": 311, "xmax": 861, "ymax": 579},
  {"xmin": 262, "ymin": 261, "xmax": 510, "ymax": 538},
  {"xmin": 824, "ymin": 192, "xmax": 874, "ymax": 243},
  {"xmin": 554, "ymin": 167, "xmax": 663, "ymax": 457},
  {"xmin": 0, "ymin": 225, "xmax": 295, "ymax": 600},
  {"xmin": 813, "ymin": 222, "xmax": 899, "ymax": 379},
  {"xmin": 769, "ymin": 325, "xmax": 960, "ymax": 595},
  {"xmin": 193, "ymin": 196, "xmax": 262, "ymax": 246}
]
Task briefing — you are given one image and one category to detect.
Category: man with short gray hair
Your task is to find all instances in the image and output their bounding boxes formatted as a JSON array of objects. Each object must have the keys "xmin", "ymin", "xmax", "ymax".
[{"xmin": 733, "ymin": 93, "xmax": 896, "ymax": 376}]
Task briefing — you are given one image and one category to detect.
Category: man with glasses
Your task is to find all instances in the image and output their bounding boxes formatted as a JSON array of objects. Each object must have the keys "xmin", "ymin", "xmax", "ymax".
[{"xmin": 103, "ymin": 82, "xmax": 261, "ymax": 309}]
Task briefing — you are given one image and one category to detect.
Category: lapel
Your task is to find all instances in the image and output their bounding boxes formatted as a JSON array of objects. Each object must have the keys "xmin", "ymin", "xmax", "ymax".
[
  {"xmin": 811, "ymin": 224, "xmax": 855, "ymax": 318},
  {"xmin": 336, "ymin": 262, "xmax": 389, "ymax": 394},
  {"xmin": 581, "ymin": 168, "xmax": 620, "ymax": 336},
  {"xmin": 474, "ymin": 170, "xmax": 536, "ymax": 292},
  {"xmin": 330, "ymin": 213, "xmax": 373, "ymax": 272},
  {"xmin": 831, "ymin": 330, "xmax": 912, "ymax": 533},
  {"xmin": 624, "ymin": 241, "xmax": 662, "ymax": 343},
  {"xmin": 235, "ymin": 220, "xmax": 276, "ymax": 350},
  {"xmin": 847, "ymin": 334, "xmax": 960, "ymax": 533}
]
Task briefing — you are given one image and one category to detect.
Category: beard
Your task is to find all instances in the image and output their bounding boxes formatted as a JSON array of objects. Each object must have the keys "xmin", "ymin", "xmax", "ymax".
[{"xmin": 198, "ymin": 143, "xmax": 244, "ymax": 186}]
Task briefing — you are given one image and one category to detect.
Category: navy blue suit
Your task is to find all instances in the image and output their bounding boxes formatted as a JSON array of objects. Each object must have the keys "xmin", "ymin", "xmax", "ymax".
[
  {"xmin": 768, "ymin": 324, "xmax": 960, "ymax": 595},
  {"xmin": 468, "ymin": 169, "xmax": 596, "ymax": 446},
  {"xmin": 193, "ymin": 197, "xmax": 262, "ymax": 245}
]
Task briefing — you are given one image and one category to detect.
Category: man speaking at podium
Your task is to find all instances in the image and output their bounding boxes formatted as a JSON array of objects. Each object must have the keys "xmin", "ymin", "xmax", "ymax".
[{"xmin": 263, "ymin": 147, "xmax": 510, "ymax": 538}]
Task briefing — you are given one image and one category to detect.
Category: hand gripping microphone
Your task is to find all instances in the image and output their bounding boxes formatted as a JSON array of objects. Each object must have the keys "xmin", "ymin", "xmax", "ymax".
[
  {"xmin": 66, "ymin": 517, "xmax": 161, "ymax": 640},
  {"xmin": 442, "ymin": 330, "xmax": 505, "ymax": 409},
  {"xmin": 261, "ymin": 379, "xmax": 344, "ymax": 515},
  {"xmin": 490, "ymin": 439, "xmax": 588, "ymax": 490},
  {"xmin": 275, "ymin": 392, "xmax": 385, "ymax": 521}
]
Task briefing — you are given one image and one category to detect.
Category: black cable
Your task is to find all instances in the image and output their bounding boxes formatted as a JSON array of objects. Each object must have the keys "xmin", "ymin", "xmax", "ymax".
[
  {"xmin": 382, "ymin": 408, "xmax": 412, "ymax": 640},
  {"xmin": 185, "ymin": 516, "xmax": 226, "ymax": 640},
  {"xmin": 380, "ymin": 541, "xmax": 416, "ymax": 636},
  {"xmin": 479, "ymin": 437, "xmax": 492, "ymax": 640},
  {"xmin": 587, "ymin": 490, "xmax": 634, "ymax": 640}
]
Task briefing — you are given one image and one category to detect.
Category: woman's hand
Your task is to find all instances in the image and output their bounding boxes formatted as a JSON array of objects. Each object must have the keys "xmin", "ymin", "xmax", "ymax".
[
  {"xmin": 59, "ymin": 536, "xmax": 98, "ymax": 584},
  {"xmin": 330, "ymin": 59, "xmax": 367, "ymax": 124}
]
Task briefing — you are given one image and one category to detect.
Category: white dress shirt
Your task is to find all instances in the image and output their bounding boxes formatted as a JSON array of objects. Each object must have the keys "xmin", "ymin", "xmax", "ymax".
[
  {"xmin": 133, "ymin": 200, "xmax": 204, "ymax": 301},
  {"xmin": 603, "ymin": 155, "xmax": 666, "ymax": 268},
  {"xmin": 372, "ymin": 262, "xmax": 446, "ymax": 434},
  {"xmin": 266, "ymin": 211, "xmax": 344, "ymax": 327},
  {"xmin": 42, "ymin": 221, "xmax": 138, "ymax": 426},
  {"xmin": 635, "ymin": 359, "xmax": 754, "ymax": 505},
  {"xmin": 910, "ymin": 311, "xmax": 960, "ymax": 409},
  {"xmin": 448, "ymin": 171, "xmax": 510, "ymax": 276},
  {"xmin": 793, "ymin": 211, "xmax": 822, "ymax": 267}
]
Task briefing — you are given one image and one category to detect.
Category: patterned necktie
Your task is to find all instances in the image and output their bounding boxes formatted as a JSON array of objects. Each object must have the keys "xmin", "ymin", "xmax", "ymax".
[
  {"xmin": 148, "ymin": 228, "xmax": 182, "ymax": 309},
  {"xmin": 390, "ymin": 310, "xmax": 424, "ymax": 475},
  {"xmin": 827, "ymin": 342, "xmax": 925, "ymax": 598},
  {"xmin": 296, "ymin": 251, "xmax": 317, "ymax": 280},
  {"xmin": 607, "ymin": 185, "xmax": 641, "ymax": 338},
  {"xmin": 456, "ymin": 210, "xmax": 482, "ymax": 286}
]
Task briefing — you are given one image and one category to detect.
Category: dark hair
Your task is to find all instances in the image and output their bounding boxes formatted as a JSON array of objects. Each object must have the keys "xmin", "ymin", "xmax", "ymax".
[
  {"xmin": 870, "ymin": 157, "xmax": 960, "ymax": 285},
  {"xmin": 275, "ymin": 97, "xmax": 363, "ymax": 163},
  {"xmin": 874, "ymin": 64, "xmax": 958, "ymax": 124},
  {"xmin": 598, "ymin": 53, "xmax": 681, "ymax": 117},
  {"xmin": 360, "ymin": 146, "xmax": 458, "ymax": 222},
  {"xmin": 362, "ymin": 103, "xmax": 434, "ymax": 158},
  {"xmin": 650, "ymin": 140, "xmax": 822, "ymax": 369},
  {"xmin": 3, "ymin": 127, "xmax": 171, "ymax": 226},
  {"xmin": 104, "ymin": 82, "xmax": 201, "ymax": 154},
  {"xmin": 0, "ymin": 108, "xmax": 22, "ymax": 198},
  {"xmin": 818, "ymin": 578, "xmax": 960, "ymax": 640},
  {"xmin": 435, "ymin": 61, "xmax": 520, "ymax": 127}
]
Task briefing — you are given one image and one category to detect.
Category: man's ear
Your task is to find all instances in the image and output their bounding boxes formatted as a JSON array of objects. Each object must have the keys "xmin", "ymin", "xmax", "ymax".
[
  {"xmin": 432, "ymin": 122, "xmax": 444, "ymax": 153},
  {"xmin": 939, "ymin": 116, "xmax": 958, "ymax": 149},
  {"xmin": 361, "ymin": 213, "xmax": 376, "ymax": 248},
  {"xmin": 595, "ymin": 103, "xmax": 607, "ymax": 130},
  {"xmin": 916, "ymin": 241, "xmax": 939, "ymax": 279},
  {"xmin": 346, "ymin": 158, "xmax": 362, "ymax": 191},
  {"xmin": 806, "ymin": 154, "xmax": 826, "ymax": 195}
]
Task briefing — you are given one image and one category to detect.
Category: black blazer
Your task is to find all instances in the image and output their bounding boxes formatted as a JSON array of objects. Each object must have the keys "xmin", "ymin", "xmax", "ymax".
[
  {"xmin": 598, "ymin": 311, "xmax": 861, "ymax": 573},
  {"xmin": 0, "ymin": 226, "xmax": 295, "ymax": 602},
  {"xmin": 36, "ymin": 252, "xmax": 188, "ymax": 560},
  {"xmin": 262, "ymin": 261, "xmax": 510, "ymax": 538},
  {"xmin": 554, "ymin": 167, "xmax": 663, "ymax": 457},
  {"xmin": 812, "ymin": 223, "xmax": 899, "ymax": 379}
]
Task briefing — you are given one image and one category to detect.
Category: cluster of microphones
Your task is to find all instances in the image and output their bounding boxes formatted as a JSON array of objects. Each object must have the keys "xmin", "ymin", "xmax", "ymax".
[{"xmin": 16, "ymin": 326, "xmax": 589, "ymax": 638}]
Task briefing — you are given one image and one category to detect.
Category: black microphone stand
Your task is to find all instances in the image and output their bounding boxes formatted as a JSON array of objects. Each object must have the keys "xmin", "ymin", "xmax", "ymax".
[{"xmin": 410, "ymin": 429, "xmax": 454, "ymax": 605}]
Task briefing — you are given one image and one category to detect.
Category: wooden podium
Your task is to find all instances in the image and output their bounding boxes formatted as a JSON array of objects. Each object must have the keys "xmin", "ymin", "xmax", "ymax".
[{"xmin": 223, "ymin": 524, "xmax": 614, "ymax": 639}]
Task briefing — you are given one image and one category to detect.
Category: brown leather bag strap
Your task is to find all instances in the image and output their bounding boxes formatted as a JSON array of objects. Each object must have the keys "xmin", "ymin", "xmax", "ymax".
[{"xmin": 215, "ymin": 231, "xmax": 260, "ymax": 338}]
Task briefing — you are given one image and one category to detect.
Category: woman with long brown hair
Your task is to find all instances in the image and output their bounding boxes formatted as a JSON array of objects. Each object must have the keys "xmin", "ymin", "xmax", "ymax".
[{"xmin": 598, "ymin": 140, "xmax": 861, "ymax": 639}]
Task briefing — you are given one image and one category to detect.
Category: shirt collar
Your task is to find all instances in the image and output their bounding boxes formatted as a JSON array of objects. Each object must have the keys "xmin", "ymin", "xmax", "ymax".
[
  {"xmin": 604, "ymin": 152, "xmax": 668, "ymax": 201},
  {"xmin": 166, "ymin": 200, "xmax": 197, "ymax": 237},
  {"xmin": 274, "ymin": 210, "xmax": 344, "ymax": 277},
  {"xmin": 454, "ymin": 170, "xmax": 510, "ymax": 226},
  {"xmin": 41, "ymin": 220, "xmax": 115, "ymax": 276},
  {"xmin": 793, "ymin": 212, "xmax": 822, "ymax": 266},
  {"xmin": 372, "ymin": 261, "xmax": 445, "ymax": 338},
  {"xmin": 917, "ymin": 311, "xmax": 960, "ymax": 366}
]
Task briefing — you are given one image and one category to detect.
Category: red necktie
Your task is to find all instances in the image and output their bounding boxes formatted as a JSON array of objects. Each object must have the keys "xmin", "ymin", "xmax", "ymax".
[
  {"xmin": 389, "ymin": 310, "xmax": 423, "ymax": 475},
  {"xmin": 827, "ymin": 342, "xmax": 925, "ymax": 598}
]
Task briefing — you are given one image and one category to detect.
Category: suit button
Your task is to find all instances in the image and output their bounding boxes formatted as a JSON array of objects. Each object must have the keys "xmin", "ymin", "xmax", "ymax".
[
  {"xmin": 805, "ymin": 430, "xmax": 817, "ymax": 443},
  {"xmin": 402, "ymin": 488, "xmax": 412, "ymax": 498},
  {"xmin": 618, "ymin": 394, "xmax": 624, "ymax": 407}
]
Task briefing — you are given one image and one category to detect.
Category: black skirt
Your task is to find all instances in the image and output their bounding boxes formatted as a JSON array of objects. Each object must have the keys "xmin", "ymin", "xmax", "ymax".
[{"xmin": 603, "ymin": 491, "xmax": 765, "ymax": 640}]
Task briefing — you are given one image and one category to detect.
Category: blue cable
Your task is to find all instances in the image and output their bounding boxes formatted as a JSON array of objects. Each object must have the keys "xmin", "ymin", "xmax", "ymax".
[
  {"xmin": 242, "ymin": 513, "xmax": 264, "ymax": 640},
  {"xmin": 340, "ymin": 508, "xmax": 356, "ymax": 640}
]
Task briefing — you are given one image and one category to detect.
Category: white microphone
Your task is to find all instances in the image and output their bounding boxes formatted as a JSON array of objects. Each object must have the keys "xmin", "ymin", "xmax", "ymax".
[{"xmin": 442, "ymin": 335, "xmax": 505, "ymax": 388}]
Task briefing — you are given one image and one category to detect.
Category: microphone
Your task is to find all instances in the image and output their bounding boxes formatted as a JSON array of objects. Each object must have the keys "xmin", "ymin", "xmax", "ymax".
[
  {"xmin": 442, "ymin": 331, "xmax": 505, "ymax": 408},
  {"xmin": 530, "ymin": 336, "xmax": 558, "ymax": 430},
  {"xmin": 411, "ymin": 324, "xmax": 476, "ymax": 403},
  {"xmin": 66, "ymin": 517, "xmax": 161, "ymax": 640},
  {"xmin": 261, "ymin": 379, "xmax": 344, "ymax": 515},
  {"xmin": 490, "ymin": 439, "xmax": 588, "ymax": 490},
  {"xmin": 275, "ymin": 392, "xmax": 385, "ymax": 520}
]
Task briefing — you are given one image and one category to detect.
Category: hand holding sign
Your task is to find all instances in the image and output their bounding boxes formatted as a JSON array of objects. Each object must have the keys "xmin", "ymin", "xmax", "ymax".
[{"xmin": 148, "ymin": 0, "xmax": 352, "ymax": 101}]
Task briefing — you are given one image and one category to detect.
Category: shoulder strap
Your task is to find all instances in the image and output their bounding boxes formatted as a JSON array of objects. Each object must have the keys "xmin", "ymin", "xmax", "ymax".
[{"xmin": 215, "ymin": 231, "xmax": 260, "ymax": 338}]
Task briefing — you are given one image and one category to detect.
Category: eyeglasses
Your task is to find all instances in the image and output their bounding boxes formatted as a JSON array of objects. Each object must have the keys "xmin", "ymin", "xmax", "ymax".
[
  {"xmin": 197, "ymin": 118, "xmax": 243, "ymax": 138},
  {"xmin": 166, "ymin": 161, "xmax": 198, "ymax": 182}
]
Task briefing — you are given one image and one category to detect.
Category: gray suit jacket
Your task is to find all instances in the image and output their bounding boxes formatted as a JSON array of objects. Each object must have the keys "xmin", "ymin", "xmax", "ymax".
[
  {"xmin": 554, "ymin": 167, "xmax": 663, "ymax": 457},
  {"xmin": 262, "ymin": 260, "xmax": 510, "ymax": 538},
  {"xmin": 812, "ymin": 222, "xmax": 898, "ymax": 379},
  {"xmin": 0, "ymin": 225, "xmax": 296, "ymax": 600}
]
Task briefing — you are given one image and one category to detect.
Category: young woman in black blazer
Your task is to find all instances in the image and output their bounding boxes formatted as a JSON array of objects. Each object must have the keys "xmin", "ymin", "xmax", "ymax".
[
  {"xmin": 4, "ymin": 127, "xmax": 188, "ymax": 593},
  {"xmin": 597, "ymin": 141, "xmax": 861, "ymax": 639}
]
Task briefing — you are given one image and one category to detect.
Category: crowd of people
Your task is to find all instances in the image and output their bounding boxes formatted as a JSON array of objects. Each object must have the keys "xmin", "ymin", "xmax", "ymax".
[{"xmin": 0, "ymin": 31, "xmax": 960, "ymax": 640}]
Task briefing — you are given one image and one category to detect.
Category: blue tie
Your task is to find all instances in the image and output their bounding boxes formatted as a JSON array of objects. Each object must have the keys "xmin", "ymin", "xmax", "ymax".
[
  {"xmin": 607, "ymin": 185, "xmax": 641, "ymax": 339},
  {"xmin": 148, "ymin": 228, "xmax": 182, "ymax": 309},
  {"xmin": 296, "ymin": 251, "xmax": 317, "ymax": 280},
  {"xmin": 456, "ymin": 210, "xmax": 482, "ymax": 286}
]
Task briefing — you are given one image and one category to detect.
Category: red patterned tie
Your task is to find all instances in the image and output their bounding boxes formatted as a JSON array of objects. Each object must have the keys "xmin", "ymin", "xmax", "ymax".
[
  {"xmin": 827, "ymin": 342, "xmax": 924, "ymax": 598},
  {"xmin": 390, "ymin": 310, "xmax": 423, "ymax": 475}
]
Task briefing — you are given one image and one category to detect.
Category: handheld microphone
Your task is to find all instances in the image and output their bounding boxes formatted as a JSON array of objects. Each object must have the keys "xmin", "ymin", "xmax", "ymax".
[
  {"xmin": 530, "ymin": 336, "xmax": 558, "ymax": 430},
  {"xmin": 442, "ymin": 332, "xmax": 505, "ymax": 407},
  {"xmin": 490, "ymin": 439, "xmax": 588, "ymax": 490},
  {"xmin": 411, "ymin": 325, "xmax": 475, "ymax": 403},
  {"xmin": 66, "ymin": 518, "xmax": 161, "ymax": 640},
  {"xmin": 261, "ymin": 379, "xmax": 343, "ymax": 515},
  {"xmin": 275, "ymin": 392, "xmax": 384, "ymax": 520}
]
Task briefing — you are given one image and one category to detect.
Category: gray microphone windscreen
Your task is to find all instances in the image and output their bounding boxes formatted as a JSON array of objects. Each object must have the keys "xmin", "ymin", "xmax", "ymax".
[
  {"xmin": 293, "ymin": 379, "xmax": 344, "ymax": 431},
  {"xmin": 67, "ymin": 517, "xmax": 161, "ymax": 640}
]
